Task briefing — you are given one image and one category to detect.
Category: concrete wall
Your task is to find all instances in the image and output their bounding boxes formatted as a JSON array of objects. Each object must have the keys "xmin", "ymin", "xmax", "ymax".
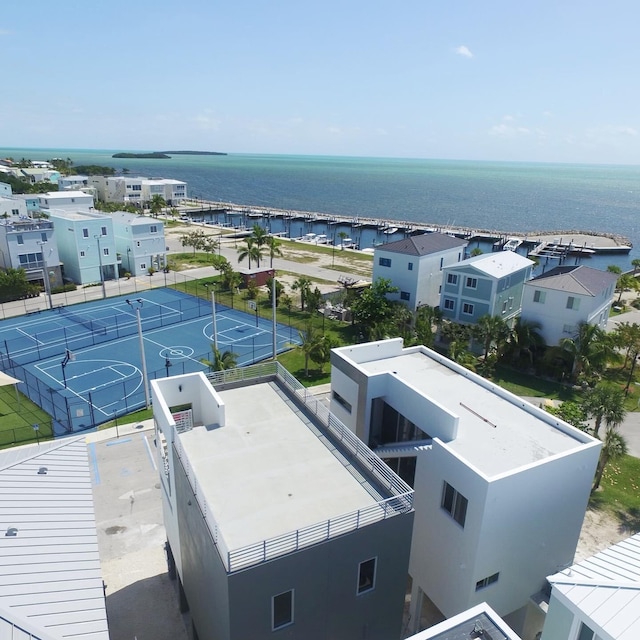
[{"xmin": 540, "ymin": 592, "xmax": 575, "ymax": 640}]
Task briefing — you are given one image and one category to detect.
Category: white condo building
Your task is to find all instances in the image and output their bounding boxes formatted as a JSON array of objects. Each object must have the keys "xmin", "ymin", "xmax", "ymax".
[
  {"xmin": 330, "ymin": 338, "xmax": 601, "ymax": 638},
  {"xmin": 89, "ymin": 176, "xmax": 187, "ymax": 205}
]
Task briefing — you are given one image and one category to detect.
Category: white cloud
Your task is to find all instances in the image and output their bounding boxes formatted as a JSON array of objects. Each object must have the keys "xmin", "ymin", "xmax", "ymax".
[
  {"xmin": 489, "ymin": 123, "xmax": 531, "ymax": 137},
  {"xmin": 454, "ymin": 45, "xmax": 473, "ymax": 59}
]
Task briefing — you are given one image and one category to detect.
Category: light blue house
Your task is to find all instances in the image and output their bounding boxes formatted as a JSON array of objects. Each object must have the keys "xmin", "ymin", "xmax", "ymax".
[
  {"xmin": 110, "ymin": 210, "xmax": 167, "ymax": 276},
  {"xmin": 440, "ymin": 251, "xmax": 534, "ymax": 326},
  {"xmin": 47, "ymin": 209, "xmax": 118, "ymax": 285}
]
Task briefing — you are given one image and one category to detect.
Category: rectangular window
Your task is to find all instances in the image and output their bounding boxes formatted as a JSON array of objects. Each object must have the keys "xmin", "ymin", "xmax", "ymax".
[
  {"xmin": 332, "ymin": 391, "xmax": 352, "ymax": 414},
  {"xmin": 444, "ymin": 299, "xmax": 455, "ymax": 311},
  {"xmin": 41, "ymin": 232, "xmax": 47, "ymax": 242},
  {"xmin": 447, "ymin": 273, "xmax": 458, "ymax": 285},
  {"xmin": 462, "ymin": 302, "xmax": 474, "ymax": 315},
  {"xmin": 357, "ymin": 558, "xmax": 377, "ymax": 595},
  {"xmin": 502, "ymin": 301, "xmax": 508, "ymax": 313},
  {"xmin": 563, "ymin": 323, "xmax": 575, "ymax": 334},
  {"xmin": 577, "ymin": 622, "xmax": 600, "ymax": 640},
  {"xmin": 439, "ymin": 257, "xmax": 444, "ymax": 270},
  {"xmin": 465, "ymin": 277, "xmax": 478, "ymax": 289},
  {"xmin": 533, "ymin": 290, "xmax": 546, "ymax": 303},
  {"xmin": 475, "ymin": 572, "xmax": 499, "ymax": 591},
  {"xmin": 408, "ymin": 262, "xmax": 413, "ymax": 271},
  {"xmin": 566, "ymin": 296, "xmax": 580, "ymax": 310},
  {"xmin": 150, "ymin": 225, "xmax": 158, "ymax": 233},
  {"xmin": 103, "ymin": 248, "xmax": 109, "ymax": 256},
  {"xmin": 400, "ymin": 291, "xmax": 410, "ymax": 301},
  {"xmin": 441, "ymin": 481, "xmax": 468, "ymax": 527},
  {"xmin": 101, "ymin": 226, "xmax": 107, "ymax": 236},
  {"xmin": 141, "ymin": 263, "xmax": 146, "ymax": 269},
  {"xmin": 16, "ymin": 234, "xmax": 24, "ymax": 244},
  {"xmin": 12, "ymin": 208, "xmax": 19, "ymax": 215},
  {"xmin": 80, "ymin": 250, "xmax": 86, "ymax": 257},
  {"xmin": 272, "ymin": 590, "xmax": 294, "ymax": 630},
  {"xmin": 378, "ymin": 257, "xmax": 391, "ymax": 267},
  {"xmin": 82, "ymin": 228, "xmax": 89, "ymax": 238}
]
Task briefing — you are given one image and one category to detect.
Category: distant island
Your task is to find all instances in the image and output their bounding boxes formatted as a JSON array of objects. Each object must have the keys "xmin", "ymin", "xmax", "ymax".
[{"xmin": 112, "ymin": 150, "xmax": 227, "ymax": 159}]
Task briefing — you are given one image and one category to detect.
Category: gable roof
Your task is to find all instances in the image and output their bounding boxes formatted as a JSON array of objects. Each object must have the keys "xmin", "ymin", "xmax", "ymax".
[
  {"xmin": 376, "ymin": 232, "xmax": 468, "ymax": 256},
  {"xmin": 547, "ymin": 533, "xmax": 640, "ymax": 640},
  {"xmin": 451, "ymin": 251, "xmax": 534, "ymax": 278},
  {"xmin": 0, "ymin": 438, "xmax": 108, "ymax": 640},
  {"xmin": 527, "ymin": 265, "xmax": 618, "ymax": 296}
]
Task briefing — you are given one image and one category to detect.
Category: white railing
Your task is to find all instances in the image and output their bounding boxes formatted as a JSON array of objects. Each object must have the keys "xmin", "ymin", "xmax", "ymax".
[{"xmin": 177, "ymin": 362, "xmax": 414, "ymax": 573}]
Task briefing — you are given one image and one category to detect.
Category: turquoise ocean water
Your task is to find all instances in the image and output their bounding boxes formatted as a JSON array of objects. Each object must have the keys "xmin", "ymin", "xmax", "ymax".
[{"xmin": 2, "ymin": 147, "xmax": 639, "ymax": 268}]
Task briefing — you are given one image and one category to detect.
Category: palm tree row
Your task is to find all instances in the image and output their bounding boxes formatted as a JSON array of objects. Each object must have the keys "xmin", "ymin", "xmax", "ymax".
[{"xmin": 237, "ymin": 225, "xmax": 283, "ymax": 269}]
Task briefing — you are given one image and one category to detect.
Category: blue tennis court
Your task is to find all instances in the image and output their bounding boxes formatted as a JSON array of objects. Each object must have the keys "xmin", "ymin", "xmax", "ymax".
[{"xmin": 0, "ymin": 289, "xmax": 299, "ymax": 434}]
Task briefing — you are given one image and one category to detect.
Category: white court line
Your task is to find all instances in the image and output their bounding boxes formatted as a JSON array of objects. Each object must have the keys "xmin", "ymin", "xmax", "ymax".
[{"xmin": 15, "ymin": 327, "xmax": 45, "ymax": 346}]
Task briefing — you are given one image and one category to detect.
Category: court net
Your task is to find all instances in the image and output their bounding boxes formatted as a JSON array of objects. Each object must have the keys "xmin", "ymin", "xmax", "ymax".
[{"xmin": 59, "ymin": 306, "xmax": 108, "ymax": 336}]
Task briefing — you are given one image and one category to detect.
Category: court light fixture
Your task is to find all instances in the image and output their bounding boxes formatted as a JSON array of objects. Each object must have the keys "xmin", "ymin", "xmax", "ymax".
[{"xmin": 126, "ymin": 298, "xmax": 150, "ymax": 408}]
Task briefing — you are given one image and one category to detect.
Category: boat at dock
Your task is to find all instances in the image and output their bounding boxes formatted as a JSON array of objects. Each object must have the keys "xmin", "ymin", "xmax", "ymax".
[{"xmin": 502, "ymin": 238, "xmax": 523, "ymax": 251}]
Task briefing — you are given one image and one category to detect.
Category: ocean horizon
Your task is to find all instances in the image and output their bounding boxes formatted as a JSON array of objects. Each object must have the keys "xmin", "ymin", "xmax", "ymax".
[{"xmin": 2, "ymin": 147, "xmax": 639, "ymax": 267}]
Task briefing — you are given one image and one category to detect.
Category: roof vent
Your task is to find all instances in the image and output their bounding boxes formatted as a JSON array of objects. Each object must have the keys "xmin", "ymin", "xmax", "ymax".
[
  {"xmin": 37, "ymin": 467, "xmax": 48, "ymax": 475},
  {"xmin": 5, "ymin": 527, "xmax": 18, "ymax": 537}
]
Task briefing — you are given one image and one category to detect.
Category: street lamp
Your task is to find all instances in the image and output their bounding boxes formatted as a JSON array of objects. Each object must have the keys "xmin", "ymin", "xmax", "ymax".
[
  {"xmin": 203, "ymin": 283, "xmax": 218, "ymax": 353},
  {"xmin": 126, "ymin": 299, "xmax": 150, "ymax": 408},
  {"xmin": 165, "ymin": 358, "xmax": 172, "ymax": 377},
  {"xmin": 95, "ymin": 234, "xmax": 106, "ymax": 299},
  {"xmin": 36, "ymin": 241, "xmax": 53, "ymax": 309},
  {"xmin": 61, "ymin": 349, "xmax": 75, "ymax": 388}
]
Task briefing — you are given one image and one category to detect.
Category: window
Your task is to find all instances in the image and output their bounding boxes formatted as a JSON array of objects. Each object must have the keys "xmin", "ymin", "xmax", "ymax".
[
  {"xmin": 101, "ymin": 226, "xmax": 107, "ymax": 236},
  {"xmin": 475, "ymin": 572, "xmax": 499, "ymax": 591},
  {"xmin": 577, "ymin": 622, "xmax": 602, "ymax": 640},
  {"xmin": 16, "ymin": 234, "xmax": 24, "ymax": 245},
  {"xmin": 533, "ymin": 290, "xmax": 546, "ymax": 303},
  {"xmin": 272, "ymin": 590, "xmax": 294, "ymax": 630},
  {"xmin": 150, "ymin": 225, "xmax": 158, "ymax": 233},
  {"xmin": 80, "ymin": 251, "xmax": 86, "ymax": 258},
  {"xmin": 462, "ymin": 302, "xmax": 474, "ymax": 315},
  {"xmin": 378, "ymin": 257, "xmax": 392, "ymax": 267},
  {"xmin": 357, "ymin": 558, "xmax": 377, "ymax": 595},
  {"xmin": 441, "ymin": 481, "xmax": 468, "ymax": 527},
  {"xmin": 465, "ymin": 277, "xmax": 478, "ymax": 289},
  {"xmin": 408, "ymin": 262, "xmax": 413, "ymax": 271},
  {"xmin": 563, "ymin": 323, "xmax": 575, "ymax": 334},
  {"xmin": 82, "ymin": 228, "xmax": 89, "ymax": 238},
  {"xmin": 502, "ymin": 300, "xmax": 508, "ymax": 313},
  {"xmin": 446, "ymin": 273, "xmax": 458, "ymax": 285},
  {"xmin": 103, "ymin": 248, "xmax": 109, "ymax": 256},
  {"xmin": 444, "ymin": 299, "xmax": 455, "ymax": 311},
  {"xmin": 18, "ymin": 253, "xmax": 43, "ymax": 268},
  {"xmin": 400, "ymin": 291, "xmax": 411, "ymax": 301},
  {"xmin": 41, "ymin": 233, "xmax": 47, "ymax": 242},
  {"xmin": 567, "ymin": 296, "xmax": 580, "ymax": 310},
  {"xmin": 439, "ymin": 257, "xmax": 444, "ymax": 270},
  {"xmin": 11, "ymin": 208, "xmax": 19, "ymax": 215},
  {"xmin": 141, "ymin": 263, "xmax": 146, "ymax": 269},
  {"xmin": 332, "ymin": 391, "xmax": 352, "ymax": 414}
]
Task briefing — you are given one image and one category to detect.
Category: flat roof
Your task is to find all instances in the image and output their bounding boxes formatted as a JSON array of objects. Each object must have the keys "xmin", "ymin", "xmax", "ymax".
[
  {"xmin": 178, "ymin": 382, "xmax": 381, "ymax": 550},
  {"xmin": 356, "ymin": 348, "xmax": 589, "ymax": 476}
]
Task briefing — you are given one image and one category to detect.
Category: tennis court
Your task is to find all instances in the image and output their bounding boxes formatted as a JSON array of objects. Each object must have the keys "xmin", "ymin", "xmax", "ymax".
[{"xmin": 0, "ymin": 289, "xmax": 299, "ymax": 434}]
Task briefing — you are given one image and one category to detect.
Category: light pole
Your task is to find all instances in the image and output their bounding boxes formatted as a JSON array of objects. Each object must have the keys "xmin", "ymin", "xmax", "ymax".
[
  {"xmin": 203, "ymin": 283, "xmax": 218, "ymax": 353},
  {"xmin": 61, "ymin": 349, "xmax": 74, "ymax": 388},
  {"xmin": 126, "ymin": 299, "xmax": 150, "ymax": 408},
  {"xmin": 95, "ymin": 235, "xmax": 106, "ymax": 299},
  {"xmin": 36, "ymin": 241, "xmax": 53, "ymax": 309}
]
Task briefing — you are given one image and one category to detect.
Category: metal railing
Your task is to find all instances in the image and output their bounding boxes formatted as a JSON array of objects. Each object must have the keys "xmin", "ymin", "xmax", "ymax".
[{"xmin": 169, "ymin": 362, "xmax": 414, "ymax": 573}]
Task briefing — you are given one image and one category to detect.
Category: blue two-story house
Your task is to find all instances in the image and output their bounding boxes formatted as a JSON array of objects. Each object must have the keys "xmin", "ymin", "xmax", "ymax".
[{"xmin": 439, "ymin": 251, "xmax": 534, "ymax": 326}]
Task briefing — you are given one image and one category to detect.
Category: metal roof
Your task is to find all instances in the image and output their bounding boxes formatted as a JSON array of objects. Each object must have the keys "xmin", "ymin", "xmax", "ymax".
[
  {"xmin": 0, "ymin": 438, "xmax": 108, "ymax": 640},
  {"xmin": 376, "ymin": 232, "xmax": 468, "ymax": 256},
  {"xmin": 527, "ymin": 265, "xmax": 618, "ymax": 296},
  {"xmin": 450, "ymin": 251, "xmax": 534, "ymax": 278},
  {"xmin": 548, "ymin": 533, "xmax": 640, "ymax": 640}
]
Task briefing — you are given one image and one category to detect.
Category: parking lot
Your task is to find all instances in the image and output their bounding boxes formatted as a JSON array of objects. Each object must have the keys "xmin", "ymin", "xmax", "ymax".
[{"xmin": 87, "ymin": 423, "xmax": 189, "ymax": 640}]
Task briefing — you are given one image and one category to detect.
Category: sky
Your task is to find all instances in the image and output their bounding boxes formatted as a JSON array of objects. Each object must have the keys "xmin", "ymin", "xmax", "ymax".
[{"xmin": 2, "ymin": 0, "xmax": 640, "ymax": 164}]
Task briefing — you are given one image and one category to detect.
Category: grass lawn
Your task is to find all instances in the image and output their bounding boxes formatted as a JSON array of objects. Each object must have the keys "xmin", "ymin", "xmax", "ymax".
[
  {"xmin": 490, "ymin": 365, "xmax": 578, "ymax": 401},
  {"xmin": 590, "ymin": 454, "xmax": 640, "ymax": 530},
  {"xmin": 0, "ymin": 385, "xmax": 54, "ymax": 448}
]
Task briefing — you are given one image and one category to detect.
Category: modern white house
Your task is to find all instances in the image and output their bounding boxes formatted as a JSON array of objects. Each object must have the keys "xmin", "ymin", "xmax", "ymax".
[
  {"xmin": 38, "ymin": 190, "xmax": 95, "ymax": 211},
  {"xmin": 372, "ymin": 233, "xmax": 468, "ymax": 311},
  {"xmin": 520, "ymin": 265, "xmax": 618, "ymax": 346},
  {"xmin": 151, "ymin": 365, "xmax": 415, "ymax": 640},
  {"xmin": 89, "ymin": 176, "xmax": 187, "ymax": 206},
  {"xmin": 58, "ymin": 174, "xmax": 90, "ymax": 191},
  {"xmin": 407, "ymin": 603, "xmax": 522, "ymax": 640},
  {"xmin": 110, "ymin": 211, "xmax": 167, "ymax": 276},
  {"xmin": 329, "ymin": 338, "xmax": 601, "ymax": 638},
  {"xmin": 542, "ymin": 533, "xmax": 640, "ymax": 640},
  {"xmin": 440, "ymin": 252, "xmax": 534, "ymax": 326},
  {"xmin": 0, "ymin": 437, "xmax": 109, "ymax": 640},
  {"xmin": 47, "ymin": 209, "xmax": 118, "ymax": 285}
]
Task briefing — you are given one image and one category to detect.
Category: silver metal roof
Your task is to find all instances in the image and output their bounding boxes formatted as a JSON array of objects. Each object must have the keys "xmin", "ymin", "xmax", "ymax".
[
  {"xmin": 548, "ymin": 533, "xmax": 640, "ymax": 640},
  {"xmin": 0, "ymin": 438, "xmax": 108, "ymax": 640}
]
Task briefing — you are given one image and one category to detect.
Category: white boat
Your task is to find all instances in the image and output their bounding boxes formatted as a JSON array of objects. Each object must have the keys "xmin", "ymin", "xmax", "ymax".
[
  {"xmin": 383, "ymin": 227, "xmax": 399, "ymax": 235},
  {"xmin": 339, "ymin": 237, "xmax": 354, "ymax": 249},
  {"xmin": 503, "ymin": 238, "xmax": 523, "ymax": 251},
  {"xmin": 300, "ymin": 233, "xmax": 317, "ymax": 242},
  {"xmin": 315, "ymin": 234, "xmax": 329, "ymax": 244}
]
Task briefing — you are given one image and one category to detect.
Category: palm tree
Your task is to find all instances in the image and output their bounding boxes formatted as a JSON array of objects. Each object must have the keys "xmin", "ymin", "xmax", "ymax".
[
  {"xmin": 632, "ymin": 258, "xmax": 640, "ymax": 275},
  {"xmin": 292, "ymin": 276, "xmax": 312, "ymax": 312},
  {"xmin": 150, "ymin": 194, "xmax": 167, "ymax": 217},
  {"xmin": 580, "ymin": 383, "xmax": 627, "ymax": 436},
  {"xmin": 266, "ymin": 236, "xmax": 283, "ymax": 267},
  {"xmin": 414, "ymin": 305, "xmax": 442, "ymax": 347},
  {"xmin": 506, "ymin": 317, "xmax": 545, "ymax": 365},
  {"xmin": 592, "ymin": 426, "xmax": 628, "ymax": 492},
  {"xmin": 473, "ymin": 314, "xmax": 510, "ymax": 361},
  {"xmin": 201, "ymin": 347, "xmax": 238, "ymax": 372},
  {"xmin": 560, "ymin": 322, "xmax": 618, "ymax": 380},
  {"xmin": 615, "ymin": 273, "xmax": 638, "ymax": 304},
  {"xmin": 611, "ymin": 322, "xmax": 640, "ymax": 370},
  {"xmin": 237, "ymin": 237, "xmax": 262, "ymax": 269},
  {"xmin": 297, "ymin": 323, "xmax": 323, "ymax": 377}
]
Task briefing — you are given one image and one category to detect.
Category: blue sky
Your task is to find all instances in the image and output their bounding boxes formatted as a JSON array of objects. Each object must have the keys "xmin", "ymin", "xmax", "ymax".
[{"xmin": 2, "ymin": 0, "xmax": 639, "ymax": 163}]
